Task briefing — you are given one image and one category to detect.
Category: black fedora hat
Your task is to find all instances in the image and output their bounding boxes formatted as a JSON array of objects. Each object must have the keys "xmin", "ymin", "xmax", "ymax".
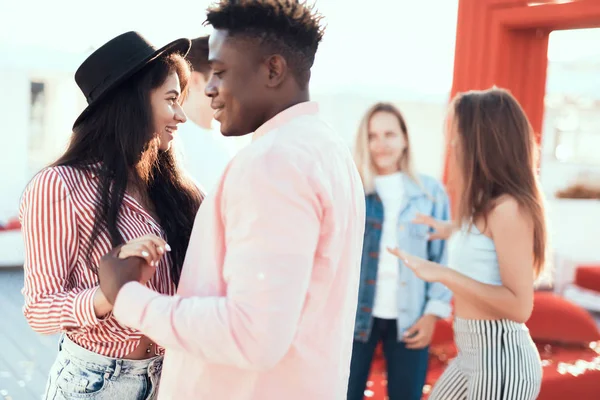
[{"xmin": 73, "ymin": 31, "xmax": 191, "ymax": 128}]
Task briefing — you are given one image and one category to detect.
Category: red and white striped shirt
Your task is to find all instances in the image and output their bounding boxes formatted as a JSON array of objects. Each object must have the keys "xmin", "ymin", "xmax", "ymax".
[{"xmin": 19, "ymin": 165, "xmax": 176, "ymax": 358}]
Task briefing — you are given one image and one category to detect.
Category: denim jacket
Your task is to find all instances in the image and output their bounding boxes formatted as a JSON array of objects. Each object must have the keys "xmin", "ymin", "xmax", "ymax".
[{"xmin": 353, "ymin": 174, "xmax": 453, "ymax": 342}]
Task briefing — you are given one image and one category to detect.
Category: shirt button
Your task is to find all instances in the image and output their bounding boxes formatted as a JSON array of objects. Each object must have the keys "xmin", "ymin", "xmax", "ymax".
[
  {"xmin": 399, "ymin": 225, "xmax": 405, "ymax": 231},
  {"xmin": 400, "ymin": 281, "xmax": 407, "ymax": 287}
]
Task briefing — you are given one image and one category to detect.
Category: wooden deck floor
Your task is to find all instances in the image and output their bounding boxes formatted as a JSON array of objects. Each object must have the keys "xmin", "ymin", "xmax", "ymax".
[
  {"xmin": 0, "ymin": 267, "xmax": 59, "ymax": 400},
  {"xmin": 2, "ymin": 266, "xmax": 600, "ymax": 400}
]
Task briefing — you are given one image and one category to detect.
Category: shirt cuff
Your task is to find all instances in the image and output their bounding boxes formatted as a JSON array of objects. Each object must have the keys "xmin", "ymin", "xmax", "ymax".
[
  {"xmin": 113, "ymin": 281, "xmax": 161, "ymax": 330},
  {"xmin": 72, "ymin": 286, "xmax": 101, "ymax": 327},
  {"xmin": 424, "ymin": 299, "xmax": 452, "ymax": 319}
]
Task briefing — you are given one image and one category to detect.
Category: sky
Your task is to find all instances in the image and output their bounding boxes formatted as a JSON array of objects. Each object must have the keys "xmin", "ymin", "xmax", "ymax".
[
  {"xmin": 2, "ymin": 0, "xmax": 600, "ymax": 95},
  {"xmin": 0, "ymin": 0, "xmax": 458, "ymax": 95}
]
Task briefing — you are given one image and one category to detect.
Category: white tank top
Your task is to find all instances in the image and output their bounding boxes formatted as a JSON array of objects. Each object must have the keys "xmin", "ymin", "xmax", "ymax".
[{"xmin": 448, "ymin": 224, "xmax": 503, "ymax": 286}]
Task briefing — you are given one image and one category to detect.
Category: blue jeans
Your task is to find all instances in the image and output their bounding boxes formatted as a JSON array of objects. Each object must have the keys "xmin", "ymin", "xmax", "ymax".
[
  {"xmin": 44, "ymin": 335, "xmax": 162, "ymax": 400},
  {"xmin": 347, "ymin": 318, "xmax": 430, "ymax": 400}
]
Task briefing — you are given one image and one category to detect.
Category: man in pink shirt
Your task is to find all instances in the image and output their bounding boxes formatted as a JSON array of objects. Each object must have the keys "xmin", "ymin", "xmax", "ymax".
[{"xmin": 98, "ymin": 1, "xmax": 366, "ymax": 399}]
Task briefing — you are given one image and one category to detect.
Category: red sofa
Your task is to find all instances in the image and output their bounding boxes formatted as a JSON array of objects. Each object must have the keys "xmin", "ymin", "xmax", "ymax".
[
  {"xmin": 364, "ymin": 292, "xmax": 600, "ymax": 399},
  {"xmin": 0, "ymin": 217, "xmax": 20, "ymax": 232},
  {"xmin": 575, "ymin": 265, "xmax": 600, "ymax": 293}
]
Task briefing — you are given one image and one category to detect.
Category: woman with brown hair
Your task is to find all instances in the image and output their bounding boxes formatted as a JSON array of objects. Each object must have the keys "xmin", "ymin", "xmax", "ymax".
[
  {"xmin": 20, "ymin": 32, "xmax": 202, "ymax": 399},
  {"xmin": 389, "ymin": 88, "xmax": 546, "ymax": 399}
]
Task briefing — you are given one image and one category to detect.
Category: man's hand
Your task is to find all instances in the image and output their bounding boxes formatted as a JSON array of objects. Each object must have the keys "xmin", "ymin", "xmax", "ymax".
[
  {"xmin": 402, "ymin": 314, "xmax": 438, "ymax": 349},
  {"xmin": 98, "ymin": 246, "xmax": 149, "ymax": 305},
  {"xmin": 99, "ymin": 235, "xmax": 169, "ymax": 304}
]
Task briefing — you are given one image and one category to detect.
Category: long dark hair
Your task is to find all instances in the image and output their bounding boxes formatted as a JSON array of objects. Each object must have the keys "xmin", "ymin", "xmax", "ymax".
[
  {"xmin": 451, "ymin": 88, "xmax": 547, "ymax": 278},
  {"xmin": 53, "ymin": 52, "xmax": 203, "ymax": 286}
]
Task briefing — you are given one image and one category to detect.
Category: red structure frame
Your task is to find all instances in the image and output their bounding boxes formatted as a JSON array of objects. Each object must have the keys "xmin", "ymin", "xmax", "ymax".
[
  {"xmin": 443, "ymin": 0, "xmax": 600, "ymax": 188},
  {"xmin": 365, "ymin": 4, "xmax": 600, "ymax": 398}
]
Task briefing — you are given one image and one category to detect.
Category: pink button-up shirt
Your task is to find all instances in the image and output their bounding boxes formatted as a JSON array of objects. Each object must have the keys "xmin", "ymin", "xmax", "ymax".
[{"xmin": 113, "ymin": 101, "xmax": 366, "ymax": 399}]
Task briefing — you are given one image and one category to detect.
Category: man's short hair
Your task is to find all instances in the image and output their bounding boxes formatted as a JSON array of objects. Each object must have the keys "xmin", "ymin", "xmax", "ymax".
[
  {"xmin": 186, "ymin": 36, "xmax": 211, "ymax": 80},
  {"xmin": 205, "ymin": 0, "xmax": 325, "ymax": 88}
]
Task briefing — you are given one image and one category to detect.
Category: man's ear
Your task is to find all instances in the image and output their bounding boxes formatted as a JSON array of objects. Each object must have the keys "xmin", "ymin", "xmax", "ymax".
[
  {"xmin": 265, "ymin": 54, "xmax": 288, "ymax": 88},
  {"xmin": 190, "ymin": 71, "xmax": 207, "ymax": 89}
]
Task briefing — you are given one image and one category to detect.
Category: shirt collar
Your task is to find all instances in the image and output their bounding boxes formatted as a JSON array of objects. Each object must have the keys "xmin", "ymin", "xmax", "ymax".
[{"xmin": 253, "ymin": 101, "xmax": 319, "ymax": 142}]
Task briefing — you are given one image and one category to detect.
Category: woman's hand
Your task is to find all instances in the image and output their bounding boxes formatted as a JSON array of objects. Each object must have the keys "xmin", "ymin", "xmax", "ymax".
[
  {"xmin": 387, "ymin": 247, "xmax": 446, "ymax": 283},
  {"xmin": 117, "ymin": 234, "xmax": 171, "ymax": 284},
  {"xmin": 412, "ymin": 213, "xmax": 455, "ymax": 240},
  {"xmin": 403, "ymin": 314, "xmax": 438, "ymax": 349}
]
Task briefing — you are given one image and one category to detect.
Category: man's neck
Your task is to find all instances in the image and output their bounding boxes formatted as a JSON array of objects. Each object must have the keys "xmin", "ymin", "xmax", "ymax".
[{"xmin": 264, "ymin": 90, "xmax": 310, "ymax": 124}]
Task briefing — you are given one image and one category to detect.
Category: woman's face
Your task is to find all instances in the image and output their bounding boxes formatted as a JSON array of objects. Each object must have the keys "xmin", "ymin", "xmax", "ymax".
[
  {"xmin": 446, "ymin": 109, "xmax": 464, "ymax": 187},
  {"xmin": 150, "ymin": 72, "xmax": 187, "ymax": 151},
  {"xmin": 367, "ymin": 111, "xmax": 407, "ymax": 175}
]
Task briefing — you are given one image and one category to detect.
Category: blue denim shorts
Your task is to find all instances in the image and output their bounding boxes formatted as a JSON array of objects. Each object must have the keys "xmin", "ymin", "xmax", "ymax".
[{"xmin": 44, "ymin": 335, "xmax": 163, "ymax": 400}]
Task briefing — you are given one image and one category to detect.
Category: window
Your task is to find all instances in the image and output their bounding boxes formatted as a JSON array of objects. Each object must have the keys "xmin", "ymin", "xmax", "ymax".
[
  {"xmin": 550, "ymin": 99, "xmax": 600, "ymax": 165},
  {"xmin": 29, "ymin": 81, "xmax": 47, "ymax": 171}
]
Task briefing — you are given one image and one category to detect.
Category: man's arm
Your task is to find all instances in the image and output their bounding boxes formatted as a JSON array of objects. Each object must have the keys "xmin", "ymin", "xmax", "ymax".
[{"xmin": 112, "ymin": 152, "xmax": 322, "ymax": 370}]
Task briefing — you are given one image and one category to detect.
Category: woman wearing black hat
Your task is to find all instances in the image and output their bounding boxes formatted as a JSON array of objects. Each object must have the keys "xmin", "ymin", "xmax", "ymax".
[{"xmin": 19, "ymin": 31, "xmax": 203, "ymax": 399}]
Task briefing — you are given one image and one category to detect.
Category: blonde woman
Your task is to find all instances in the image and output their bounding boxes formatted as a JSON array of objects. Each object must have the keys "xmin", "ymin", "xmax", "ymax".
[{"xmin": 348, "ymin": 103, "xmax": 452, "ymax": 400}]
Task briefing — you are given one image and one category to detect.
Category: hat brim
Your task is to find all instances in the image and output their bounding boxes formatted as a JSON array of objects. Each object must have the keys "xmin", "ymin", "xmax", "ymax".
[{"xmin": 72, "ymin": 38, "xmax": 192, "ymax": 129}]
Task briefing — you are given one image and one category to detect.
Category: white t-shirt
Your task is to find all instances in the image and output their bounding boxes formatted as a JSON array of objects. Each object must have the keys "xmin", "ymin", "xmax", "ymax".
[
  {"xmin": 176, "ymin": 122, "xmax": 235, "ymax": 194},
  {"xmin": 372, "ymin": 172, "xmax": 405, "ymax": 319}
]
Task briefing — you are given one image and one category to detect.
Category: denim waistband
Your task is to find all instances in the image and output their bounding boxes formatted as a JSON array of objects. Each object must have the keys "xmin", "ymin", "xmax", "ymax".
[{"xmin": 59, "ymin": 335, "xmax": 162, "ymax": 376}]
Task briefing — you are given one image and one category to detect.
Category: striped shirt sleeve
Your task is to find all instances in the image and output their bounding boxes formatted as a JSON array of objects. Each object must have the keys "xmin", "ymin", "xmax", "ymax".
[{"xmin": 20, "ymin": 168, "xmax": 101, "ymax": 334}]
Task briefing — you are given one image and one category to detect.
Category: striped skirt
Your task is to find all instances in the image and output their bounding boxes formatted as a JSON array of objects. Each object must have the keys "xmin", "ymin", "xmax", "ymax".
[{"xmin": 429, "ymin": 318, "xmax": 542, "ymax": 400}]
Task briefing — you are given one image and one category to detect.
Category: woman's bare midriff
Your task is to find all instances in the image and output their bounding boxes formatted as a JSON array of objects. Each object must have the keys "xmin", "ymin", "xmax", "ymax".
[
  {"xmin": 123, "ymin": 335, "xmax": 159, "ymax": 360},
  {"xmin": 453, "ymin": 297, "xmax": 501, "ymax": 320}
]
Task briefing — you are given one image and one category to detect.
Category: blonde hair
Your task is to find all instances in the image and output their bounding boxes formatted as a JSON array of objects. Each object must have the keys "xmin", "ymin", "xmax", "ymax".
[{"xmin": 353, "ymin": 102, "xmax": 420, "ymax": 194}]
